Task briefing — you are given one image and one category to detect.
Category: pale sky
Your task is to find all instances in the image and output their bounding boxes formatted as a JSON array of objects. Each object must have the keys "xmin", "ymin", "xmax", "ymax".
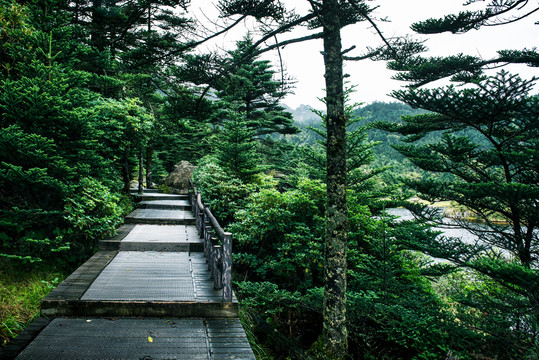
[{"xmin": 190, "ymin": 1, "xmax": 539, "ymax": 109}]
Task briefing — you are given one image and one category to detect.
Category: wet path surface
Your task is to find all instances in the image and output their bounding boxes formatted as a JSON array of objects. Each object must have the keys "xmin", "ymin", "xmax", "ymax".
[{"xmin": 2, "ymin": 190, "xmax": 254, "ymax": 360}]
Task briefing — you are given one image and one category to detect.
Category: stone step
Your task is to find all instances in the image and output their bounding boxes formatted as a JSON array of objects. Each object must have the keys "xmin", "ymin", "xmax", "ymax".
[
  {"xmin": 40, "ymin": 300, "xmax": 238, "ymax": 318},
  {"xmin": 99, "ymin": 224, "xmax": 203, "ymax": 252},
  {"xmin": 140, "ymin": 188, "xmax": 160, "ymax": 193},
  {"xmin": 130, "ymin": 188, "xmax": 161, "ymax": 194},
  {"xmin": 124, "ymin": 208, "xmax": 195, "ymax": 225},
  {"xmin": 132, "ymin": 193, "xmax": 188, "ymax": 201},
  {"xmin": 138, "ymin": 199, "xmax": 191, "ymax": 210},
  {"xmin": 41, "ymin": 251, "xmax": 237, "ymax": 318},
  {"xmin": 11, "ymin": 318, "xmax": 254, "ymax": 360},
  {"xmin": 118, "ymin": 241, "xmax": 203, "ymax": 252},
  {"xmin": 124, "ymin": 217, "xmax": 196, "ymax": 225}
]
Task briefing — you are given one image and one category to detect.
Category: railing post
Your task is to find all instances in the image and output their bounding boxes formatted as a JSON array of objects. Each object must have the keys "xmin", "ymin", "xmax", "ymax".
[
  {"xmin": 222, "ymin": 232, "xmax": 233, "ymax": 302},
  {"xmin": 190, "ymin": 180, "xmax": 234, "ymax": 303},
  {"xmin": 196, "ymin": 193, "xmax": 204, "ymax": 237},
  {"xmin": 204, "ymin": 223, "xmax": 212, "ymax": 262},
  {"xmin": 212, "ymin": 244, "xmax": 223, "ymax": 289}
]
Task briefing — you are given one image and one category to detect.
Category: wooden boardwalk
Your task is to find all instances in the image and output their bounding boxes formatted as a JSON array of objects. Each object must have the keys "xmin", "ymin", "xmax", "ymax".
[{"xmin": 1, "ymin": 190, "xmax": 255, "ymax": 360}]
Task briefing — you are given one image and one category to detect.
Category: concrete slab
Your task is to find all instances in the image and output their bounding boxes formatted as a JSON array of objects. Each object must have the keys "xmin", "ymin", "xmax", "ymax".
[
  {"xmin": 118, "ymin": 225, "xmax": 203, "ymax": 252},
  {"xmin": 100, "ymin": 225, "xmax": 203, "ymax": 252},
  {"xmin": 82, "ymin": 252, "xmax": 195, "ymax": 301},
  {"xmin": 14, "ymin": 318, "xmax": 255, "ymax": 360},
  {"xmin": 132, "ymin": 192, "xmax": 188, "ymax": 201},
  {"xmin": 139, "ymin": 199, "xmax": 191, "ymax": 209},
  {"xmin": 125, "ymin": 208, "xmax": 195, "ymax": 225}
]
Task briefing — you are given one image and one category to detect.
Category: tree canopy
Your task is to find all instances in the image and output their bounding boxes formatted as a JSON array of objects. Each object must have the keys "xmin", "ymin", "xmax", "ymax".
[
  {"xmin": 1, "ymin": 0, "xmax": 538, "ymax": 358},
  {"xmin": 377, "ymin": 1, "xmax": 538, "ymax": 354}
]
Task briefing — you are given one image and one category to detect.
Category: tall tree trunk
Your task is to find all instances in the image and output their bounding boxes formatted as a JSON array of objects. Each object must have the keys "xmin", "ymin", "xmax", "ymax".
[
  {"xmin": 146, "ymin": 142, "xmax": 153, "ymax": 189},
  {"xmin": 322, "ymin": 0, "xmax": 348, "ymax": 358},
  {"xmin": 138, "ymin": 145, "xmax": 144, "ymax": 194},
  {"xmin": 122, "ymin": 149, "xmax": 131, "ymax": 194},
  {"xmin": 90, "ymin": 0, "xmax": 106, "ymax": 51}
]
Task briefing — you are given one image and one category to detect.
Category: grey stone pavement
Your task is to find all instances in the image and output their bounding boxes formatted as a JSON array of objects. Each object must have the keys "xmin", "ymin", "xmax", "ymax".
[
  {"xmin": 15, "ymin": 318, "xmax": 254, "ymax": 360},
  {"xmin": 4, "ymin": 191, "xmax": 254, "ymax": 360}
]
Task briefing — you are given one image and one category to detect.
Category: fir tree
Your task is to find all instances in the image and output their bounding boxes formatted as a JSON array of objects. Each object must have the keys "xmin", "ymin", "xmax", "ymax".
[
  {"xmin": 304, "ymin": 87, "xmax": 391, "ymax": 211},
  {"xmin": 378, "ymin": 1, "xmax": 539, "ymax": 354},
  {"xmin": 0, "ymin": 1, "xmax": 153, "ymax": 264},
  {"xmin": 381, "ymin": 72, "xmax": 539, "ymax": 349},
  {"xmin": 215, "ymin": 35, "xmax": 298, "ymax": 137},
  {"xmin": 216, "ymin": 103, "xmax": 261, "ymax": 182},
  {"xmin": 215, "ymin": 1, "xmax": 424, "ymax": 356}
]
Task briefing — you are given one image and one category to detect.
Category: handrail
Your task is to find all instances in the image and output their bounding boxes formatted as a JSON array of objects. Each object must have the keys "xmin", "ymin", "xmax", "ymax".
[
  {"xmin": 188, "ymin": 179, "xmax": 233, "ymax": 302},
  {"xmin": 204, "ymin": 207, "xmax": 227, "ymax": 240}
]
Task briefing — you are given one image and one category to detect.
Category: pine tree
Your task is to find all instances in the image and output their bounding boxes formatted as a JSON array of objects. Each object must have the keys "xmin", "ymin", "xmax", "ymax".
[
  {"xmin": 215, "ymin": 35, "xmax": 298, "ymax": 137},
  {"xmin": 378, "ymin": 1, "xmax": 539, "ymax": 352},
  {"xmin": 215, "ymin": 1, "xmax": 423, "ymax": 356},
  {"xmin": 304, "ymin": 87, "xmax": 391, "ymax": 211},
  {"xmin": 381, "ymin": 72, "xmax": 539, "ymax": 347},
  {"xmin": 0, "ymin": 1, "xmax": 153, "ymax": 264},
  {"xmin": 216, "ymin": 103, "xmax": 261, "ymax": 182}
]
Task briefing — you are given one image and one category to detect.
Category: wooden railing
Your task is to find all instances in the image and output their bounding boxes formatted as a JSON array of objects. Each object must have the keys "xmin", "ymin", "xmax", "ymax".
[{"xmin": 188, "ymin": 180, "xmax": 233, "ymax": 302}]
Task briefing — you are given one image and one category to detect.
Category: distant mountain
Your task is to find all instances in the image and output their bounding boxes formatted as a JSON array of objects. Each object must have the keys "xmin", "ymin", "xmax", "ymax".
[
  {"xmin": 282, "ymin": 104, "xmax": 323, "ymax": 125},
  {"xmin": 284, "ymin": 101, "xmax": 421, "ymax": 126},
  {"xmin": 353, "ymin": 101, "xmax": 424, "ymax": 125}
]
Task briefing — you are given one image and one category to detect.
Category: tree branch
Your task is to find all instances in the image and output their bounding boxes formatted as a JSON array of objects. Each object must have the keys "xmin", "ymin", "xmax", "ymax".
[
  {"xmin": 152, "ymin": 14, "xmax": 249, "ymax": 63},
  {"xmin": 249, "ymin": 12, "xmax": 318, "ymax": 53},
  {"xmin": 343, "ymin": 48, "xmax": 380, "ymax": 61},
  {"xmin": 344, "ymin": 0, "xmax": 398, "ymax": 59},
  {"xmin": 484, "ymin": 5, "xmax": 539, "ymax": 26},
  {"xmin": 253, "ymin": 32, "xmax": 324, "ymax": 56}
]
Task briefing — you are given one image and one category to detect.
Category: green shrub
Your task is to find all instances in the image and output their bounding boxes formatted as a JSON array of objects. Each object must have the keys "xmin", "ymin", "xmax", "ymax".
[
  {"xmin": 192, "ymin": 155, "xmax": 275, "ymax": 226},
  {"xmin": 64, "ymin": 177, "xmax": 126, "ymax": 241},
  {"xmin": 231, "ymin": 178, "xmax": 325, "ymax": 291}
]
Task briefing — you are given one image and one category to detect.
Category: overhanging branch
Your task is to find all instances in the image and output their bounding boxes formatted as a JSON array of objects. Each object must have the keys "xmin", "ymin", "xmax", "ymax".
[{"xmin": 254, "ymin": 32, "xmax": 324, "ymax": 56}]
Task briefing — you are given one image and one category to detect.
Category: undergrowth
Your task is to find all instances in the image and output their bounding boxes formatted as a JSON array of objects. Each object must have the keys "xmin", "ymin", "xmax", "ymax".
[
  {"xmin": 239, "ymin": 307, "xmax": 274, "ymax": 360},
  {"xmin": 0, "ymin": 261, "xmax": 66, "ymax": 347}
]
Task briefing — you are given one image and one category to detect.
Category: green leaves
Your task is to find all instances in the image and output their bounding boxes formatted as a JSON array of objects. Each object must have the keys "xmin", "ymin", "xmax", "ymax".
[
  {"xmin": 0, "ymin": 19, "xmax": 149, "ymax": 264},
  {"xmin": 410, "ymin": 1, "xmax": 536, "ymax": 35},
  {"xmin": 231, "ymin": 179, "xmax": 326, "ymax": 291},
  {"xmin": 217, "ymin": 0, "xmax": 287, "ymax": 21},
  {"xmin": 64, "ymin": 177, "xmax": 124, "ymax": 241},
  {"xmin": 384, "ymin": 16, "xmax": 539, "ymax": 352},
  {"xmin": 216, "ymin": 105, "xmax": 262, "ymax": 182},
  {"xmin": 214, "ymin": 35, "xmax": 298, "ymax": 137},
  {"xmin": 411, "ymin": 10, "xmax": 489, "ymax": 34}
]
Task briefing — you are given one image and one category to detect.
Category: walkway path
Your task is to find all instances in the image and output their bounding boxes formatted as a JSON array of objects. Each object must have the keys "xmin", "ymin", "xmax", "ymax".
[{"xmin": 2, "ymin": 190, "xmax": 255, "ymax": 360}]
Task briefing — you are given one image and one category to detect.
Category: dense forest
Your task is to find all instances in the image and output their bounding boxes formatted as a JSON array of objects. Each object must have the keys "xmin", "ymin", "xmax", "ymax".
[{"xmin": 1, "ymin": 1, "xmax": 538, "ymax": 359}]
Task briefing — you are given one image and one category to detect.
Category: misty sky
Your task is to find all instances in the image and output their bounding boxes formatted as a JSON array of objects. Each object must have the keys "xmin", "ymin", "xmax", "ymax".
[{"xmin": 190, "ymin": 1, "xmax": 538, "ymax": 109}]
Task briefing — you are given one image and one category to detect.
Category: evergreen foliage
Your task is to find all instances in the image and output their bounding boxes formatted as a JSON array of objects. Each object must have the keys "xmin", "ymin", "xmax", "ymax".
[
  {"xmin": 216, "ymin": 104, "xmax": 262, "ymax": 182},
  {"xmin": 227, "ymin": 178, "xmax": 480, "ymax": 359},
  {"xmin": 1, "ymin": 0, "xmax": 538, "ymax": 358},
  {"xmin": 301, "ymin": 88, "xmax": 395, "ymax": 211},
  {"xmin": 0, "ymin": 0, "xmax": 150, "ymax": 265},
  {"xmin": 380, "ymin": 72, "xmax": 539, "ymax": 352},
  {"xmin": 212, "ymin": 0, "xmax": 448, "ymax": 357},
  {"xmin": 214, "ymin": 35, "xmax": 298, "ymax": 137},
  {"xmin": 192, "ymin": 156, "xmax": 275, "ymax": 225},
  {"xmin": 378, "ymin": 2, "xmax": 539, "ymax": 356},
  {"xmin": 0, "ymin": 57, "xmax": 112, "ymax": 264}
]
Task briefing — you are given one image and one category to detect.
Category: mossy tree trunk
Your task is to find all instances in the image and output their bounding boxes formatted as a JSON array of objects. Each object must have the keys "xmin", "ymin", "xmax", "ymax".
[
  {"xmin": 122, "ymin": 149, "xmax": 131, "ymax": 194},
  {"xmin": 145, "ymin": 143, "xmax": 153, "ymax": 189},
  {"xmin": 322, "ymin": 0, "xmax": 348, "ymax": 357},
  {"xmin": 138, "ymin": 145, "xmax": 144, "ymax": 194}
]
